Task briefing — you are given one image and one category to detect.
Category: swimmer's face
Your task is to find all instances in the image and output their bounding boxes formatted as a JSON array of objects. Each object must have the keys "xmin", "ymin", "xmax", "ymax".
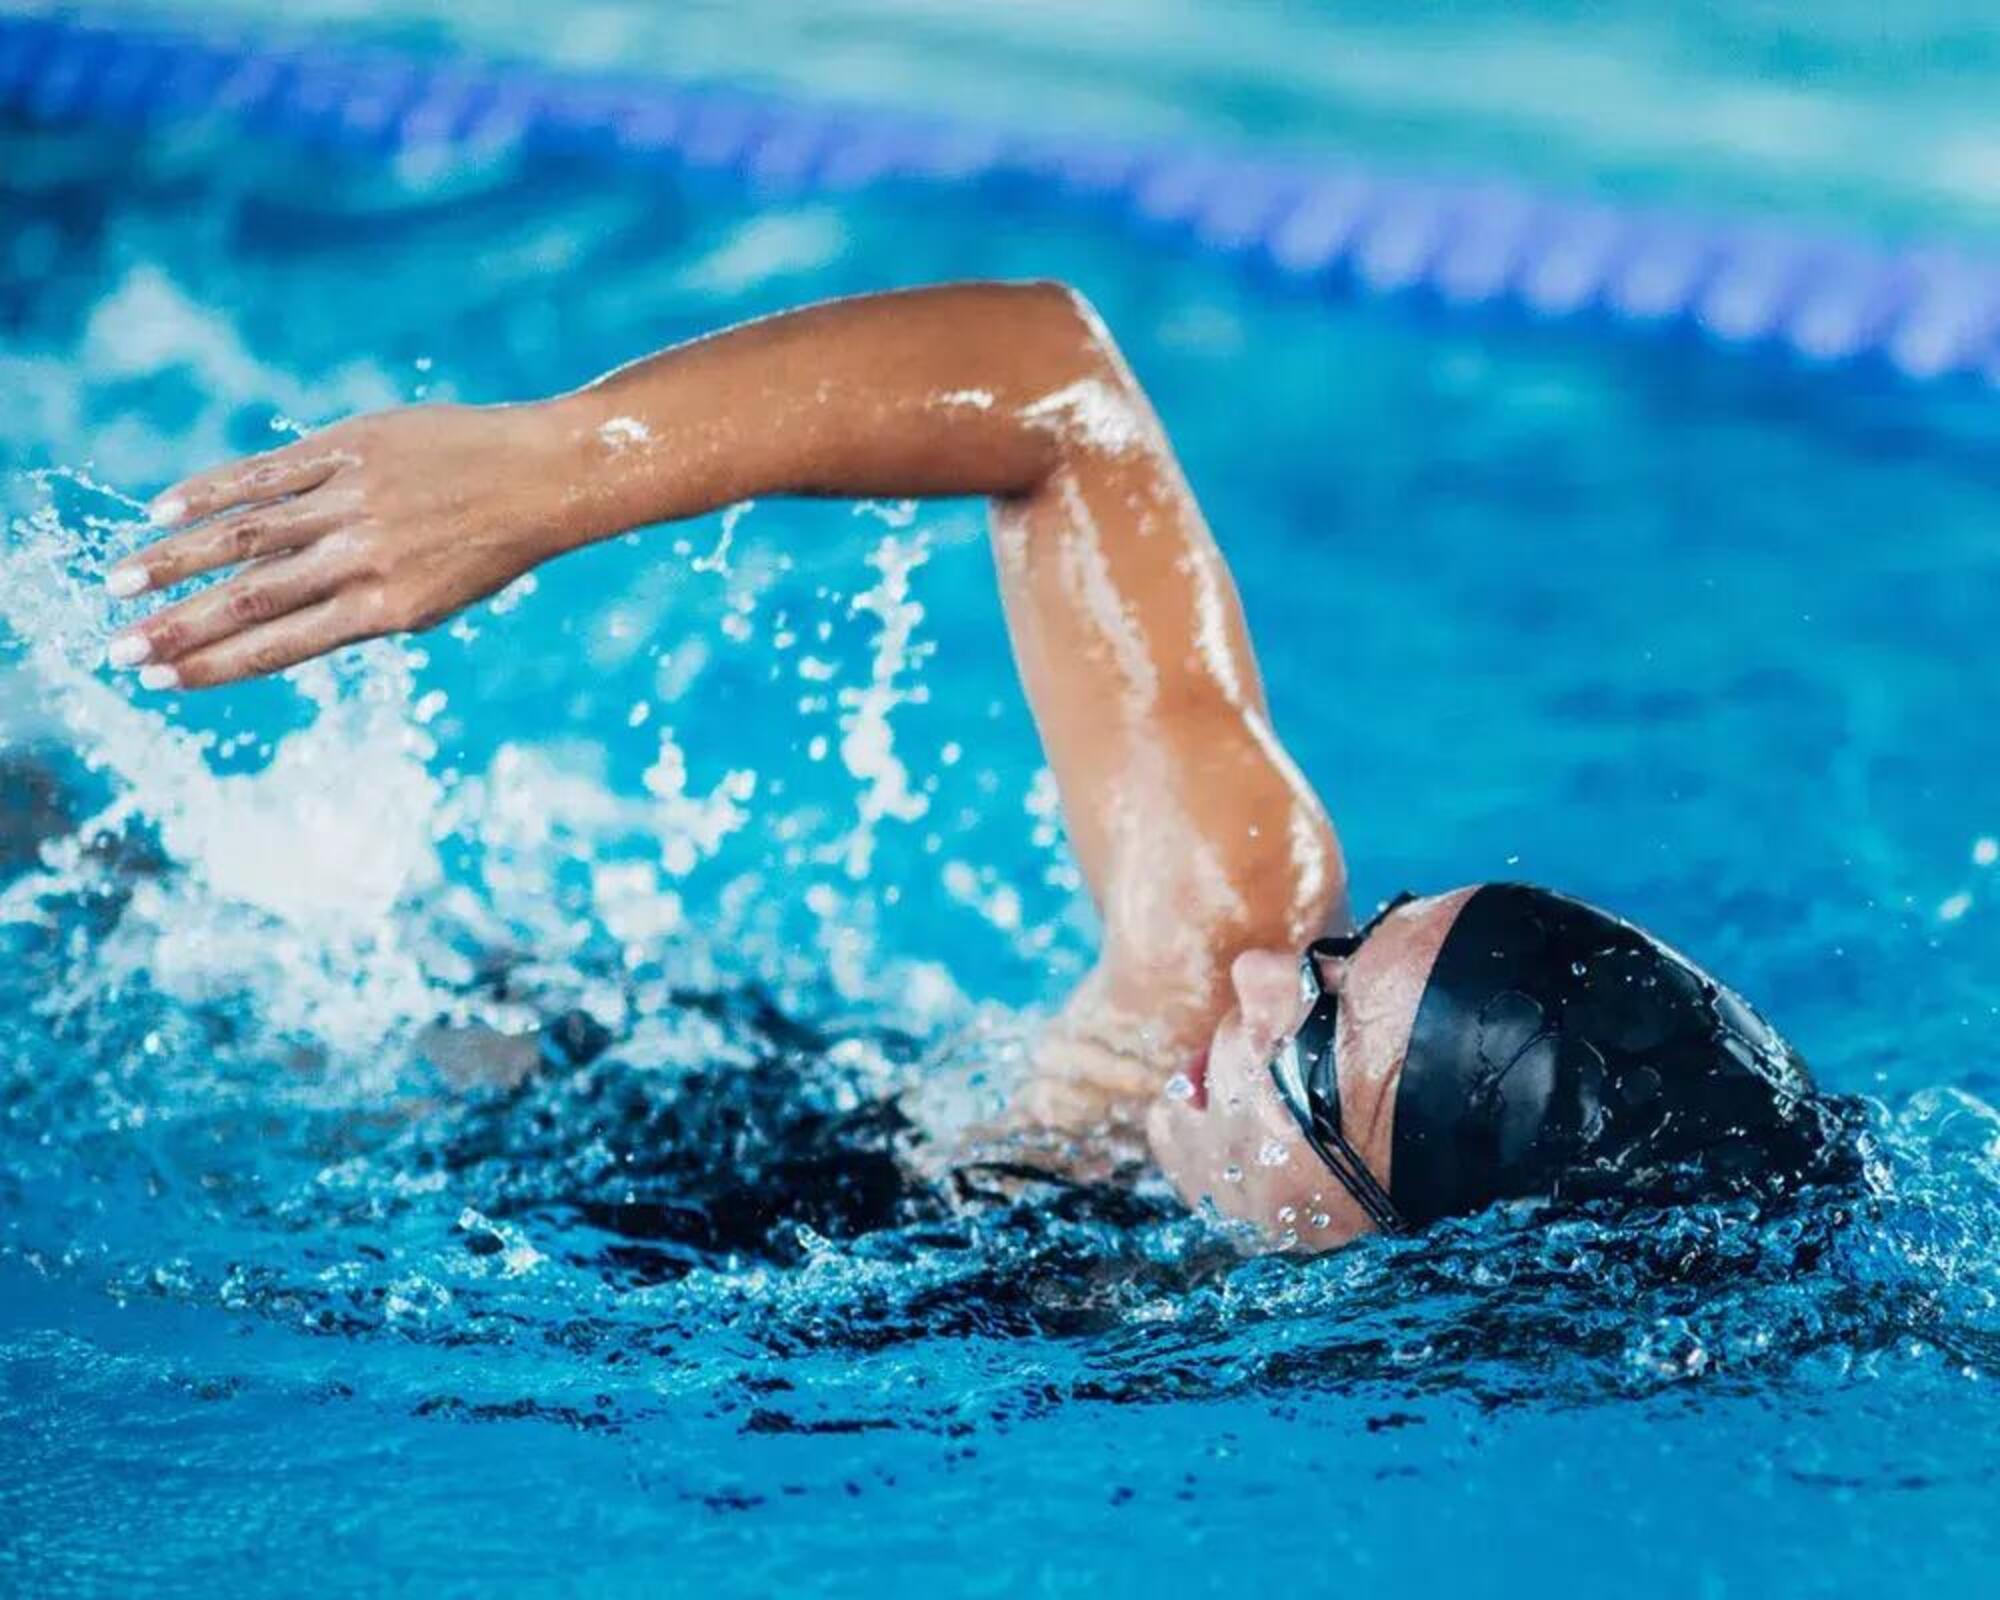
[{"xmin": 1148, "ymin": 888, "xmax": 1475, "ymax": 1246}]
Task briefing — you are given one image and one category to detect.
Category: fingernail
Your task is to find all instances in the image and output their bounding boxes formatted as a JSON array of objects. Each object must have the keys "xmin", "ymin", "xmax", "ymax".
[
  {"xmin": 138, "ymin": 664, "xmax": 181, "ymax": 692},
  {"xmin": 105, "ymin": 564, "xmax": 150, "ymax": 599},
  {"xmin": 106, "ymin": 634, "xmax": 152, "ymax": 669},
  {"xmin": 148, "ymin": 494, "xmax": 186, "ymax": 528}
]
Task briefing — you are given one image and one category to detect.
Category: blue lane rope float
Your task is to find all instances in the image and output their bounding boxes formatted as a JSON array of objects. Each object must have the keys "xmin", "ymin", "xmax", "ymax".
[{"xmin": 4, "ymin": 12, "xmax": 1999, "ymax": 389}]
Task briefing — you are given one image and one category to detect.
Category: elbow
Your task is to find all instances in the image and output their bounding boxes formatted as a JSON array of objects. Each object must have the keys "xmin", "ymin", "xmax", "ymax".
[
  {"xmin": 1010, "ymin": 279, "xmax": 1123, "ymax": 373},
  {"xmin": 997, "ymin": 279, "xmax": 1149, "ymax": 456},
  {"xmin": 959, "ymin": 279, "xmax": 1148, "ymax": 496}
]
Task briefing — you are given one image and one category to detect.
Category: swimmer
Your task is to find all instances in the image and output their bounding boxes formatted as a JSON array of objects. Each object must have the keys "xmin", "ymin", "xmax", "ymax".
[{"xmin": 109, "ymin": 282, "xmax": 1853, "ymax": 1248}]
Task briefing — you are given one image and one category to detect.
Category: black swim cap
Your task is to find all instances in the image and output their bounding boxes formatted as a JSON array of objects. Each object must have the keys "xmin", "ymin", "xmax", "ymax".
[{"xmin": 1387, "ymin": 885, "xmax": 1845, "ymax": 1227}]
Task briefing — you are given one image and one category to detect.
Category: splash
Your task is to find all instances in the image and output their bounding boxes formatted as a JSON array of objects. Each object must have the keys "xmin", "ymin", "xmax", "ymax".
[
  {"xmin": 0, "ymin": 467, "xmax": 1017, "ymax": 1077},
  {"xmin": 0, "ymin": 481, "xmax": 449, "ymax": 1060},
  {"xmin": 642, "ymin": 725, "xmax": 757, "ymax": 877},
  {"xmin": 825, "ymin": 515, "xmax": 932, "ymax": 881}
]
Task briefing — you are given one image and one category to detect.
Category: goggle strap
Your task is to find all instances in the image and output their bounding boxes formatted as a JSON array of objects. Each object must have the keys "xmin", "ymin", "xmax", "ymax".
[
  {"xmin": 1269, "ymin": 1025, "xmax": 1407, "ymax": 1237},
  {"xmin": 1305, "ymin": 1114, "xmax": 1405, "ymax": 1236}
]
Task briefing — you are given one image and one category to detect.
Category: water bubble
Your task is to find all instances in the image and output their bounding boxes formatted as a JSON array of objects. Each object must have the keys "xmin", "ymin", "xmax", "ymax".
[
  {"xmin": 489, "ymin": 572, "xmax": 538, "ymax": 615},
  {"xmin": 1163, "ymin": 1073, "xmax": 1195, "ymax": 1103},
  {"xmin": 690, "ymin": 500, "xmax": 752, "ymax": 577},
  {"xmin": 1976, "ymin": 837, "xmax": 1998, "ymax": 868},
  {"xmin": 1256, "ymin": 1138, "xmax": 1290, "ymax": 1168},
  {"xmin": 1221, "ymin": 1163, "xmax": 1244, "ymax": 1185}
]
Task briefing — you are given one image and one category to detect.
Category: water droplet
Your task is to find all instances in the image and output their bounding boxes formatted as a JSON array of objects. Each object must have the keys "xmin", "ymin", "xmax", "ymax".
[
  {"xmin": 1163, "ymin": 1073, "xmax": 1195, "ymax": 1103},
  {"xmin": 1221, "ymin": 1163, "xmax": 1244, "ymax": 1185},
  {"xmin": 1256, "ymin": 1138, "xmax": 1290, "ymax": 1167}
]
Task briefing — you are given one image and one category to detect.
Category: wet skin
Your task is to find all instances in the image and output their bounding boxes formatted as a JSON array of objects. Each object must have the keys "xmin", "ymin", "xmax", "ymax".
[
  {"xmin": 1149, "ymin": 888, "xmax": 1474, "ymax": 1245},
  {"xmin": 111, "ymin": 280, "xmax": 1449, "ymax": 1249}
]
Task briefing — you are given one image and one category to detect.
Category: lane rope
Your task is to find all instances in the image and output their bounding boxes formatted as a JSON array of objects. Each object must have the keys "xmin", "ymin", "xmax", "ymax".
[{"xmin": 4, "ymin": 12, "xmax": 1997, "ymax": 387}]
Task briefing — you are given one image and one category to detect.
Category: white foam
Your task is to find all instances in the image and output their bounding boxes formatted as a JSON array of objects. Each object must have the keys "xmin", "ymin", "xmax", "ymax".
[
  {"xmin": 1022, "ymin": 377, "xmax": 1150, "ymax": 455},
  {"xmin": 597, "ymin": 414, "xmax": 652, "ymax": 450},
  {"xmin": 827, "ymin": 526, "xmax": 932, "ymax": 880},
  {"xmin": 0, "ymin": 493, "xmax": 445, "ymax": 1059},
  {"xmin": 642, "ymin": 725, "xmax": 757, "ymax": 876},
  {"xmin": 0, "ymin": 443, "xmax": 1055, "ymax": 1080}
]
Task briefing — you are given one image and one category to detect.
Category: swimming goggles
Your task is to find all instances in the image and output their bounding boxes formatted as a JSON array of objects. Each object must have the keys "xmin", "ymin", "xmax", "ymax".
[{"xmin": 1265, "ymin": 908, "xmax": 1410, "ymax": 1236}]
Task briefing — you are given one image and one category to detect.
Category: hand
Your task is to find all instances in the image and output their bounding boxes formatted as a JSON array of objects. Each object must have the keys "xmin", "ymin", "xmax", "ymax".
[{"xmin": 107, "ymin": 402, "xmax": 586, "ymax": 690}]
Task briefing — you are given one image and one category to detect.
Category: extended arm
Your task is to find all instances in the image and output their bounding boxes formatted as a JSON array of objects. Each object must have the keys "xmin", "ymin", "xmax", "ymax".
[
  {"xmin": 116, "ymin": 281, "xmax": 1347, "ymax": 1131},
  {"xmin": 121, "ymin": 282, "xmax": 1113, "ymax": 622}
]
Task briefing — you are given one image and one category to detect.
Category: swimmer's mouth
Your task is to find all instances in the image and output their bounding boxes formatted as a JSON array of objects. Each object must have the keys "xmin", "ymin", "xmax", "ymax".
[{"xmin": 1188, "ymin": 1043, "xmax": 1210, "ymax": 1109}]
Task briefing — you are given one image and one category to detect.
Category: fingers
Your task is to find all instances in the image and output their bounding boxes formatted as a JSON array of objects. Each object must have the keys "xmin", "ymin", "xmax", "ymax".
[
  {"xmin": 108, "ymin": 550, "xmax": 346, "ymax": 671},
  {"xmin": 109, "ymin": 495, "xmax": 347, "ymax": 598},
  {"xmin": 147, "ymin": 438, "xmax": 351, "ymax": 531},
  {"xmin": 165, "ymin": 597, "xmax": 376, "ymax": 691}
]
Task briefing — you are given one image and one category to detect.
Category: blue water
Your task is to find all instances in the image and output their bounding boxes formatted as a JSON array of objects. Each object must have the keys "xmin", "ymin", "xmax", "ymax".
[{"xmin": 5, "ymin": 29, "xmax": 2000, "ymax": 1600}]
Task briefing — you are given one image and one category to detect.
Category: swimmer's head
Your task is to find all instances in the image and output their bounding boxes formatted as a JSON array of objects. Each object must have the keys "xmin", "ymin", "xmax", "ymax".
[{"xmin": 1148, "ymin": 885, "xmax": 1855, "ymax": 1247}]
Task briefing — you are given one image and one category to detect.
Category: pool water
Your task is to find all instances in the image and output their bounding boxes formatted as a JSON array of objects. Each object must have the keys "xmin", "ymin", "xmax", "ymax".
[{"xmin": 5, "ymin": 40, "xmax": 2000, "ymax": 1600}]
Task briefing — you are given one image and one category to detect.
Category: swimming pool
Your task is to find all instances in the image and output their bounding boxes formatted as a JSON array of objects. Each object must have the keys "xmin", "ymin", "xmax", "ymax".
[{"xmin": 4, "ymin": 8, "xmax": 1999, "ymax": 1597}]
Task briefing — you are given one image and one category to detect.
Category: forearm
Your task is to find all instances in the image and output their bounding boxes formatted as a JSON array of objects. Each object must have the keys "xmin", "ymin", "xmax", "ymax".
[
  {"xmin": 110, "ymin": 279, "xmax": 1149, "ymax": 689},
  {"xmin": 531, "ymin": 280, "xmax": 1125, "ymax": 552}
]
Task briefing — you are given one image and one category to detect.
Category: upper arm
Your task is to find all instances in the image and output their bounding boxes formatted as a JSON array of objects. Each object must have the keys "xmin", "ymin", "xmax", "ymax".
[{"xmin": 988, "ymin": 290, "xmax": 1349, "ymax": 1064}]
